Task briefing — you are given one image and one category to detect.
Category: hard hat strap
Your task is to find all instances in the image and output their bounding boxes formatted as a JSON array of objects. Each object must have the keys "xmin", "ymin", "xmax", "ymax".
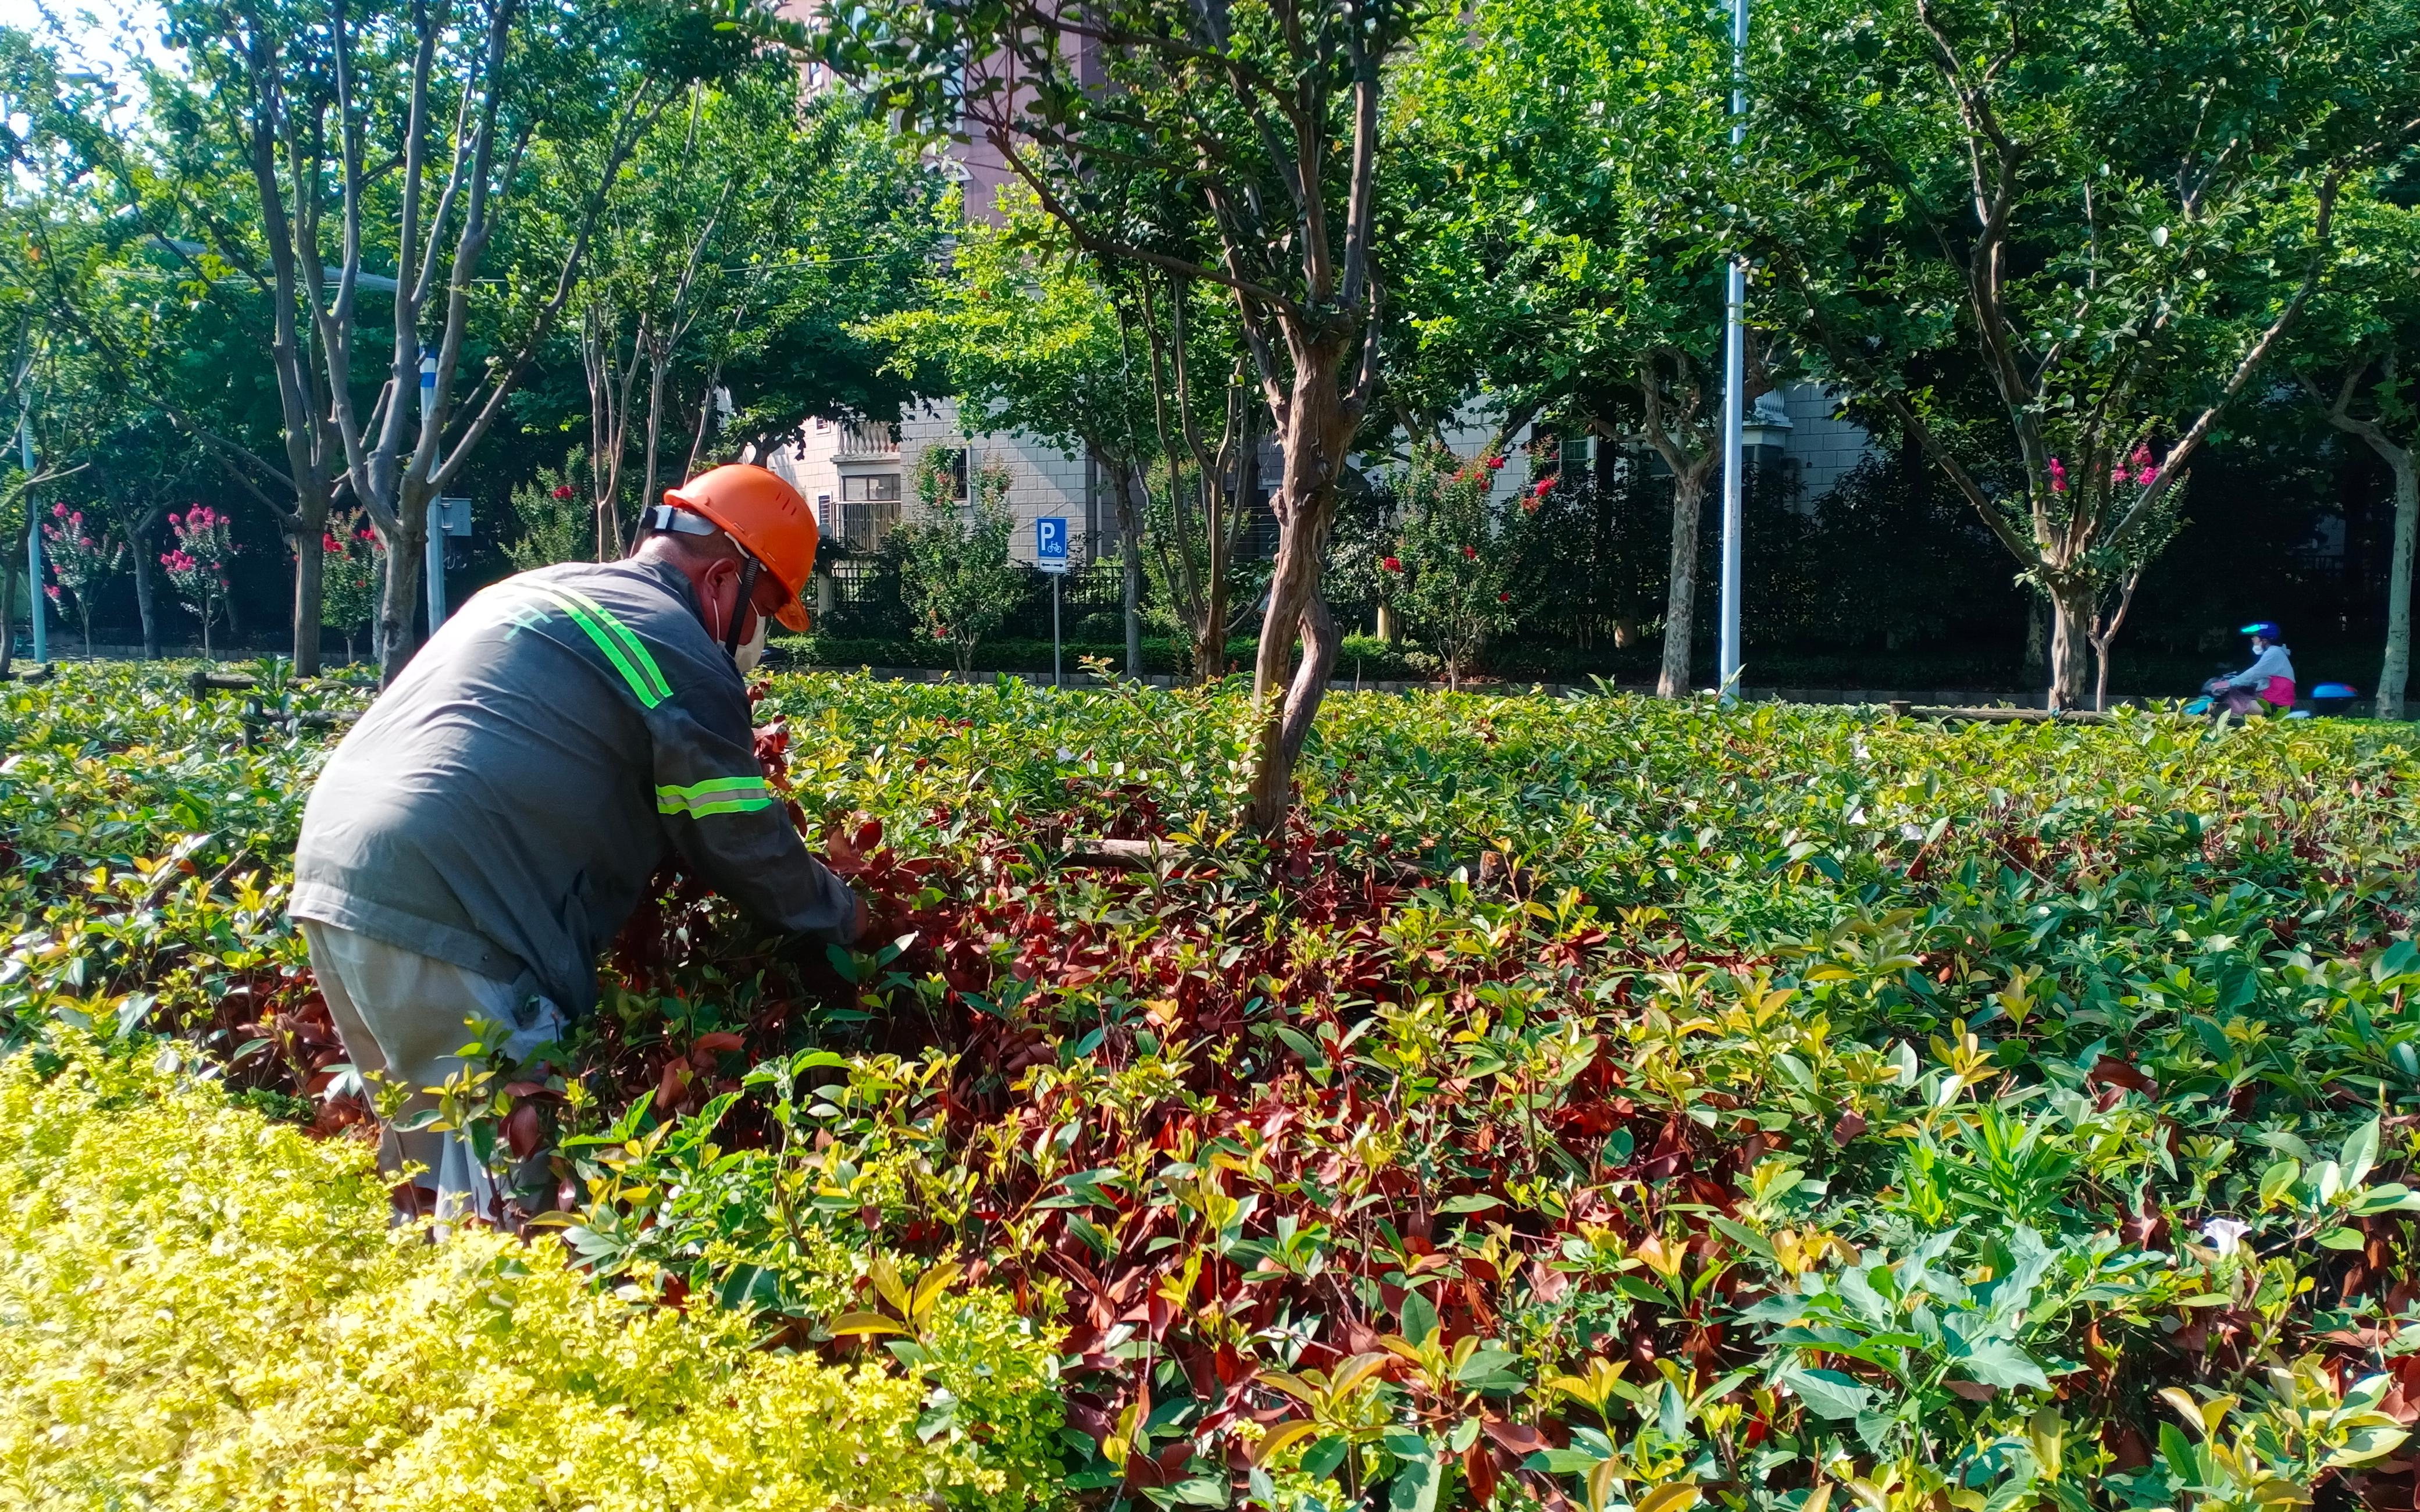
[
  {"xmin": 723, "ymin": 557, "xmax": 761, "ymax": 659},
  {"xmin": 646, "ymin": 504, "xmax": 721, "ymax": 538}
]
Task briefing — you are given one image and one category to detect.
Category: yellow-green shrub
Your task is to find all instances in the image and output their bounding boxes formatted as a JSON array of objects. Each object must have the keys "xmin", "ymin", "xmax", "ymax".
[{"xmin": 0, "ymin": 1037, "xmax": 1056, "ymax": 1511}]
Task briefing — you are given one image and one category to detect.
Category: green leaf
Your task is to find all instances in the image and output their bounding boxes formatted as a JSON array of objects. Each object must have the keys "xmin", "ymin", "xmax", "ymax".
[
  {"xmin": 2339, "ymin": 1117, "xmax": 2381, "ymax": 1190},
  {"xmin": 1386, "ymin": 1437, "xmax": 1439, "ymax": 1512},
  {"xmin": 1952, "ymin": 1338, "xmax": 2050, "ymax": 1392},
  {"xmin": 1781, "ymin": 1365, "xmax": 1874, "ymax": 1420},
  {"xmin": 2315, "ymin": 1226, "xmax": 2367, "ymax": 1251}
]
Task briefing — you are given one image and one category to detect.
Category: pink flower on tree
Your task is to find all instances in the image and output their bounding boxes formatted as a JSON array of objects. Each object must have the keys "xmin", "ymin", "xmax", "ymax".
[
  {"xmin": 552, "ymin": 483, "xmax": 576, "ymax": 501},
  {"xmin": 1381, "ymin": 556, "xmax": 1403, "ymax": 573},
  {"xmin": 1461, "ymin": 544, "xmax": 1478, "ymax": 560},
  {"xmin": 2130, "ymin": 444, "xmax": 2159, "ymax": 486},
  {"xmin": 40, "ymin": 498, "xmax": 125, "ymax": 658},
  {"xmin": 162, "ymin": 504, "xmax": 237, "ymax": 659},
  {"xmin": 2047, "ymin": 457, "xmax": 2068, "ymax": 494}
]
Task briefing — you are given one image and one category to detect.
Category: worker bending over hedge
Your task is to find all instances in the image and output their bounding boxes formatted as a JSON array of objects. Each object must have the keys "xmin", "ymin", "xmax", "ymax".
[{"xmin": 291, "ymin": 465, "xmax": 865, "ymax": 1224}]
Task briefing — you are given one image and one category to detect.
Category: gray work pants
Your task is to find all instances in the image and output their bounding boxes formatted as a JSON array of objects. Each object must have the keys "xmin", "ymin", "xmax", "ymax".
[{"xmin": 298, "ymin": 919, "xmax": 566, "ymax": 1227}]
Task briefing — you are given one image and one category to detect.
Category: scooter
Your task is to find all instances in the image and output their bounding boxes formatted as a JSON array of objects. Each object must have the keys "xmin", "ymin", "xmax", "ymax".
[{"xmin": 2180, "ymin": 677, "xmax": 2359, "ymax": 718}]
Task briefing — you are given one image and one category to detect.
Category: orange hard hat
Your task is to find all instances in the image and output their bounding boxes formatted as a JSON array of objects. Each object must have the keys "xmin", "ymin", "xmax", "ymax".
[{"xmin": 663, "ymin": 464, "xmax": 818, "ymax": 633}]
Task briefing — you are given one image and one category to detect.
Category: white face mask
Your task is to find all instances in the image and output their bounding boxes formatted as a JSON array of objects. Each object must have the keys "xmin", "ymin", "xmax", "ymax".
[{"xmin": 732, "ymin": 608, "xmax": 769, "ymax": 676}]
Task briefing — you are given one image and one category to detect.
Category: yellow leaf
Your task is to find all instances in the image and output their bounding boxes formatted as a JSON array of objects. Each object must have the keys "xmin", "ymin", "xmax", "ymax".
[
  {"xmin": 1635, "ymin": 1482, "xmax": 1702, "ymax": 1512},
  {"xmin": 868, "ymin": 1253, "xmax": 910, "ymax": 1315},
  {"xmin": 1252, "ymin": 1420, "xmax": 1321, "ymax": 1467},
  {"xmin": 909, "ymin": 1260, "xmax": 963, "ymax": 1322},
  {"xmin": 1585, "ymin": 1458, "xmax": 1619, "ymax": 1512},
  {"xmin": 2157, "ymin": 1386, "xmax": 2205, "ymax": 1438},
  {"xmin": 826, "ymin": 1310, "xmax": 910, "ymax": 1337}
]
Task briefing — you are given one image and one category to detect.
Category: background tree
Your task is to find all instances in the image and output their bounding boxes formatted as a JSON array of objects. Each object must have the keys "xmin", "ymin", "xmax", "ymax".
[
  {"xmin": 1391, "ymin": 0, "xmax": 1752, "ymax": 697},
  {"xmin": 574, "ymin": 69, "xmax": 945, "ymax": 561},
  {"xmin": 2289, "ymin": 187, "xmax": 2420, "ymax": 716},
  {"xmin": 161, "ymin": 505, "xmax": 235, "ymax": 660},
  {"xmin": 505, "ymin": 452, "xmax": 600, "ymax": 571},
  {"xmin": 1759, "ymin": 0, "xmax": 2420, "ymax": 707},
  {"xmin": 896, "ymin": 447, "xmax": 1024, "ymax": 676},
  {"xmin": 1379, "ymin": 447, "xmax": 1528, "ymax": 689},
  {"xmin": 319, "ymin": 509, "xmax": 383, "ymax": 665},
  {"xmin": 859, "ymin": 188, "xmax": 1160, "ymax": 675},
  {"xmin": 59, "ymin": 0, "xmax": 747, "ymax": 680},
  {"xmin": 39, "ymin": 504, "xmax": 122, "ymax": 658},
  {"xmin": 808, "ymin": 0, "xmax": 1435, "ymax": 831}
]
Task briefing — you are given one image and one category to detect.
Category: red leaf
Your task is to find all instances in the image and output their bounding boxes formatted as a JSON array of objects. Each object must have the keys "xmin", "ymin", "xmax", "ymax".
[
  {"xmin": 2088, "ymin": 1055, "xmax": 2154, "ymax": 1093},
  {"xmin": 503, "ymin": 1100, "xmax": 543, "ymax": 1160},
  {"xmin": 1481, "ymin": 1419, "xmax": 1547, "ymax": 1457}
]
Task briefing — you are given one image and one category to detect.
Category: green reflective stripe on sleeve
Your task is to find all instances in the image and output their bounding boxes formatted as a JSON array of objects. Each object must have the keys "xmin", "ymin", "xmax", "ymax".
[
  {"xmin": 682, "ymin": 794, "xmax": 778, "ymax": 817},
  {"xmin": 523, "ymin": 585, "xmax": 672, "ymax": 708},
  {"xmin": 656, "ymin": 776, "xmax": 776, "ymax": 817}
]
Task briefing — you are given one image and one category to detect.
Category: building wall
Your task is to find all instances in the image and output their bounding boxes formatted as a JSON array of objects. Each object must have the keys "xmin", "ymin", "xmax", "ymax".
[
  {"xmin": 1778, "ymin": 384, "xmax": 1877, "ymax": 500},
  {"xmin": 768, "ymin": 399, "xmax": 1109, "ymax": 565}
]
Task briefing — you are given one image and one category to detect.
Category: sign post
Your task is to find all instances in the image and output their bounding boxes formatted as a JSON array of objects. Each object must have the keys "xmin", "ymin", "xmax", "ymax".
[
  {"xmin": 1036, "ymin": 517, "xmax": 1068, "ymax": 688},
  {"xmin": 21, "ymin": 411, "xmax": 42, "ymax": 666}
]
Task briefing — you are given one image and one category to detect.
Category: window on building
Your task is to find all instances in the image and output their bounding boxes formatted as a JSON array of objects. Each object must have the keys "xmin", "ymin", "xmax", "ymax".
[
  {"xmin": 926, "ymin": 445, "xmax": 970, "ymax": 501},
  {"xmin": 840, "ymin": 472, "xmax": 901, "ymax": 548}
]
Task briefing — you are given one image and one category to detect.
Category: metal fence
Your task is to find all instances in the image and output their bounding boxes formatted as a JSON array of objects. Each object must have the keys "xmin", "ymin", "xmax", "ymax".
[{"xmin": 817, "ymin": 554, "xmax": 1128, "ymax": 641}]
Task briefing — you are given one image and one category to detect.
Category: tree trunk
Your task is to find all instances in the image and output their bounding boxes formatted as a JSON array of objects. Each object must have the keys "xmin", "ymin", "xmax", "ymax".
[
  {"xmin": 2376, "ymin": 447, "xmax": 2417, "ymax": 720},
  {"xmin": 291, "ymin": 525, "xmax": 326, "ymax": 676},
  {"xmin": 131, "ymin": 534, "xmax": 159, "ymax": 659},
  {"xmin": 2023, "ymin": 594, "xmax": 2047, "ymax": 679},
  {"xmin": 1243, "ymin": 342, "xmax": 1349, "ymax": 836},
  {"xmin": 375, "ymin": 488, "xmax": 430, "ymax": 686},
  {"xmin": 2046, "ymin": 576, "xmax": 2097, "ymax": 711},
  {"xmin": 1657, "ymin": 466, "xmax": 1708, "ymax": 698},
  {"xmin": 1118, "ymin": 473, "xmax": 1145, "ymax": 680}
]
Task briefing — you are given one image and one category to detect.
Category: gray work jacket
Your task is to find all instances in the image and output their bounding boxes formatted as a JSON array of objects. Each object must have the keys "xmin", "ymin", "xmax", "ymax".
[{"xmin": 292, "ymin": 557, "xmax": 858, "ymax": 1016}]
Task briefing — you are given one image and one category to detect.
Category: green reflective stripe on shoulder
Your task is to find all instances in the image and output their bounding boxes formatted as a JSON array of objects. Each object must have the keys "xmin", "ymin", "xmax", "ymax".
[
  {"xmin": 551, "ymin": 585, "xmax": 672, "ymax": 703},
  {"xmin": 523, "ymin": 585, "xmax": 672, "ymax": 708},
  {"xmin": 657, "ymin": 775, "xmax": 775, "ymax": 817}
]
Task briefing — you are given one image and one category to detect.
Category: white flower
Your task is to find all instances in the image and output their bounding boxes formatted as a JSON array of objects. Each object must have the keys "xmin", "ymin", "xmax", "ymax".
[{"xmin": 2200, "ymin": 1217, "xmax": 2251, "ymax": 1256}]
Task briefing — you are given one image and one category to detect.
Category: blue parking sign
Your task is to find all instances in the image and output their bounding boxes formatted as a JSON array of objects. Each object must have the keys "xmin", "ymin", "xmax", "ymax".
[{"xmin": 1036, "ymin": 516, "xmax": 1070, "ymax": 574}]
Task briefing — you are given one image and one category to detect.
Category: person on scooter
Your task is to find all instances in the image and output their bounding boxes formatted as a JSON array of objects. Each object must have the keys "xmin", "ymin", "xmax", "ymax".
[{"xmin": 2203, "ymin": 622, "xmax": 2295, "ymax": 717}]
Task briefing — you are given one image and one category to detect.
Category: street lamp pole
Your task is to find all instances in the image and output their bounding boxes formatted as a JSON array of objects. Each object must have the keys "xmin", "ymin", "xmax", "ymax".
[
  {"xmin": 418, "ymin": 354, "xmax": 445, "ymax": 630},
  {"xmin": 1717, "ymin": 0, "xmax": 1749, "ymax": 702},
  {"xmin": 22, "ymin": 409, "xmax": 44, "ymax": 666}
]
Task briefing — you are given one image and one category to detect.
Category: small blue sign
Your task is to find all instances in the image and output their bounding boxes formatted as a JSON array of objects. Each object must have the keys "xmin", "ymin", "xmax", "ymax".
[{"xmin": 1035, "ymin": 516, "xmax": 1070, "ymax": 574}]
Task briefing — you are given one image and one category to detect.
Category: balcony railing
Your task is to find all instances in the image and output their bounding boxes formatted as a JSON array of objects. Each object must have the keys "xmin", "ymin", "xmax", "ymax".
[{"xmin": 835, "ymin": 420, "xmax": 898, "ymax": 460}]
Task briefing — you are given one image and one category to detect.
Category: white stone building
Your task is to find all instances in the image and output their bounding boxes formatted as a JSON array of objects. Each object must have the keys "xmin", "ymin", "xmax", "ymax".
[{"xmin": 766, "ymin": 384, "xmax": 1877, "ymax": 574}]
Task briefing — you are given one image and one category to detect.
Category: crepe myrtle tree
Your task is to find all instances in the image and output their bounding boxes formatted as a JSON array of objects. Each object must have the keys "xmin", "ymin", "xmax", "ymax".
[
  {"xmin": 765, "ymin": 0, "xmax": 1432, "ymax": 832},
  {"xmin": 1759, "ymin": 0, "xmax": 2420, "ymax": 708}
]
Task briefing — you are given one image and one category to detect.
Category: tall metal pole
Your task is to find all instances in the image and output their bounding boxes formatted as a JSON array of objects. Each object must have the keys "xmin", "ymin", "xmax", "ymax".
[
  {"xmin": 22, "ymin": 410, "xmax": 44, "ymax": 666},
  {"xmin": 1717, "ymin": 0, "xmax": 1749, "ymax": 702},
  {"xmin": 418, "ymin": 355, "xmax": 445, "ymax": 630}
]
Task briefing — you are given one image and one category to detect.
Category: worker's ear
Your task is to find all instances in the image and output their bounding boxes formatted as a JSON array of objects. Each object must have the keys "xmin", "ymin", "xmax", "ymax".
[{"xmin": 698, "ymin": 556, "xmax": 742, "ymax": 643}]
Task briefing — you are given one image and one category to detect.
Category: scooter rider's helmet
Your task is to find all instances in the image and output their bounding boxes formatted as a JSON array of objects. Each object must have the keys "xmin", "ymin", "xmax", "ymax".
[{"xmin": 2240, "ymin": 621, "xmax": 2283, "ymax": 644}]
